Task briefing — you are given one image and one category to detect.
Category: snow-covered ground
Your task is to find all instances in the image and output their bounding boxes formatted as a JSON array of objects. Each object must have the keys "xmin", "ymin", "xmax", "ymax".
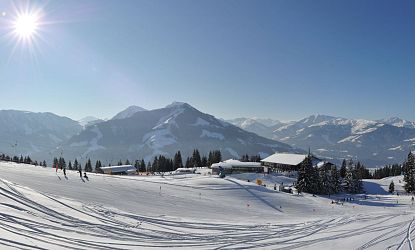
[{"xmin": 0, "ymin": 162, "xmax": 414, "ymax": 249}]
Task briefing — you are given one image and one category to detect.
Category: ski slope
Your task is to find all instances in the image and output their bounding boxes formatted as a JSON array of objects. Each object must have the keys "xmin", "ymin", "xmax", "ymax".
[{"xmin": 0, "ymin": 161, "xmax": 414, "ymax": 249}]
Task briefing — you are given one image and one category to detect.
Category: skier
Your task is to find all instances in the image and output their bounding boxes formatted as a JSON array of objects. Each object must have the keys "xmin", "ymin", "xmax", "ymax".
[
  {"xmin": 79, "ymin": 169, "xmax": 82, "ymax": 178},
  {"xmin": 63, "ymin": 167, "xmax": 66, "ymax": 177},
  {"xmin": 83, "ymin": 172, "xmax": 89, "ymax": 181}
]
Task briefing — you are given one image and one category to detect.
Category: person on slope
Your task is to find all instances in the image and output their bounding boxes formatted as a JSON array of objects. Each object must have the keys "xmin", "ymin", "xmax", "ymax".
[{"xmin": 83, "ymin": 172, "xmax": 89, "ymax": 181}]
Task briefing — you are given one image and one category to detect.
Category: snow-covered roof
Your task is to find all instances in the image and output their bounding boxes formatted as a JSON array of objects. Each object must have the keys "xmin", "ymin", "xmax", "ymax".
[
  {"xmin": 261, "ymin": 153, "xmax": 309, "ymax": 166},
  {"xmin": 211, "ymin": 159, "xmax": 262, "ymax": 169},
  {"xmin": 100, "ymin": 165, "xmax": 136, "ymax": 173},
  {"xmin": 175, "ymin": 168, "xmax": 195, "ymax": 172}
]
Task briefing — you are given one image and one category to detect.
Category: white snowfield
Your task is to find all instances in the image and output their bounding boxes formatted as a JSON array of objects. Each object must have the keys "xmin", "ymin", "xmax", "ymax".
[{"xmin": 0, "ymin": 162, "xmax": 415, "ymax": 249}]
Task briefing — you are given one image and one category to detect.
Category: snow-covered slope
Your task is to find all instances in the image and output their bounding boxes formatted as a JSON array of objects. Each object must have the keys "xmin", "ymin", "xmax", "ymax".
[
  {"xmin": 0, "ymin": 161, "xmax": 414, "ymax": 249},
  {"xmin": 59, "ymin": 102, "xmax": 298, "ymax": 164},
  {"xmin": 111, "ymin": 105, "xmax": 147, "ymax": 120}
]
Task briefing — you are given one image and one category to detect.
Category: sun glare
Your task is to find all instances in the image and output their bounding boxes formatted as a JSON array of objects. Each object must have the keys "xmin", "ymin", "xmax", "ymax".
[
  {"xmin": 13, "ymin": 13, "xmax": 39, "ymax": 39},
  {"xmin": 4, "ymin": 3, "xmax": 47, "ymax": 61}
]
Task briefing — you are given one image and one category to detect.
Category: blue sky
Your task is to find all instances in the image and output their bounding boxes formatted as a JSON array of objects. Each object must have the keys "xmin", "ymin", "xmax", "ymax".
[{"xmin": 0, "ymin": 0, "xmax": 414, "ymax": 121}]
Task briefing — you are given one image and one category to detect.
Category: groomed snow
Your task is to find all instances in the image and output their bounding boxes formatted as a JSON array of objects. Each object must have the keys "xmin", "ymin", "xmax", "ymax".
[{"xmin": 0, "ymin": 162, "xmax": 415, "ymax": 249}]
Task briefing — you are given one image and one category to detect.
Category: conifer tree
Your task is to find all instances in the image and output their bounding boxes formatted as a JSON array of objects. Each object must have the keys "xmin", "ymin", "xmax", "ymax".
[
  {"xmin": 84, "ymin": 158, "xmax": 93, "ymax": 172},
  {"xmin": 58, "ymin": 157, "xmax": 66, "ymax": 170},
  {"xmin": 95, "ymin": 160, "xmax": 103, "ymax": 173},
  {"xmin": 140, "ymin": 159, "xmax": 146, "ymax": 172},
  {"xmin": 330, "ymin": 165, "xmax": 341, "ymax": 194},
  {"xmin": 296, "ymin": 155, "xmax": 315, "ymax": 194},
  {"xmin": 147, "ymin": 161, "xmax": 151, "ymax": 172},
  {"xmin": 74, "ymin": 159, "xmax": 79, "ymax": 171},
  {"xmin": 389, "ymin": 181, "xmax": 395, "ymax": 193},
  {"xmin": 185, "ymin": 157, "xmax": 191, "ymax": 168},
  {"xmin": 201, "ymin": 156, "xmax": 207, "ymax": 167},
  {"xmin": 53, "ymin": 157, "xmax": 59, "ymax": 169},
  {"xmin": 404, "ymin": 152, "xmax": 415, "ymax": 193},
  {"xmin": 68, "ymin": 161, "xmax": 72, "ymax": 170},
  {"xmin": 192, "ymin": 149, "xmax": 202, "ymax": 168},
  {"xmin": 340, "ymin": 159, "xmax": 347, "ymax": 179},
  {"xmin": 319, "ymin": 165, "xmax": 330, "ymax": 195},
  {"xmin": 173, "ymin": 151, "xmax": 183, "ymax": 169},
  {"xmin": 344, "ymin": 160, "xmax": 355, "ymax": 193},
  {"xmin": 134, "ymin": 160, "xmax": 140, "ymax": 170}
]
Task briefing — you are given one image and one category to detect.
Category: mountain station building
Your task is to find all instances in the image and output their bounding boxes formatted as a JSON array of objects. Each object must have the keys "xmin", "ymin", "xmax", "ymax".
[
  {"xmin": 211, "ymin": 159, "xmax": 263, "ymax": 175},
  {"xmin": 100, "ymin": 165, "xmax": 137, "ymax": 175},
  {"xmin": 261, "ymin": 153, "xmax": 333, "ymax": 173}
]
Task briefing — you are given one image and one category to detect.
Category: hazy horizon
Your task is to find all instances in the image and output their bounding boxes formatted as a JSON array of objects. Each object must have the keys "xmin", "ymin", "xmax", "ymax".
[{"xmin": 1, "ymin": 102, "xmax": 414, "ymax": 124}]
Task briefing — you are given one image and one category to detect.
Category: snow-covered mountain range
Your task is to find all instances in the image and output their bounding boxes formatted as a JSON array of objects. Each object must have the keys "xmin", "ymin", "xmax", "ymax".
[
  {"xmin": 2, "ymin": 106, "xmax": 414, "ymax": 167},
  {"xmin": 0, "ymin": 103, "xmax": 294, "ymax": 164},
  {"xmin": 228, "ymin": 115, "xmax": 415, "ymax": 166},
  {"xmin": 55, "ymin": 102, "xmax": 297, "ymax": 163},
  {"xmin": 0, "ymin": 110, "xmax": 82, "ymax": 156}
]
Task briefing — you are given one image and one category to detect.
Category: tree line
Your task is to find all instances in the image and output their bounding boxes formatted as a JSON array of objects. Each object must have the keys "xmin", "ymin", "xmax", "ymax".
[
  {"xmin": 47, "ymin": 149, "xmax": 224, "ymax": 174},
  {"xmin": 0, "ymin": 153, "xmax": 46, "ymax": 167}
]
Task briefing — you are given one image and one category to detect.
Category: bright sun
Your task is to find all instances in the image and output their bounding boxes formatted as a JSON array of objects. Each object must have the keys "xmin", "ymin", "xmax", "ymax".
[{"xmin": 13, "ymin": 13, "xmax": 39, "ymax": 39}]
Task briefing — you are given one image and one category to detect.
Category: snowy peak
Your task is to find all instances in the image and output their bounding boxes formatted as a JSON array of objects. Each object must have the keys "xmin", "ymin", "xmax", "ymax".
[
  {"xmin": 298, "ymin": 114, "xmax": 338, "ymax": 126},
  {"xmin": 78, "ymin": 116, "xmax": 103, "ymax": 127},
  {"xmin": 227, "ymin": 117, "xmax": 282, "ymax": 128},
  {"xmin": 111, "ymin": 105, "xmax": 147, "ymax": 120},
  {"xmin": 164, "ymin": 101, "xmax": 195, "ymax": 110},
  {"xmin": 378, "ymin": 117, "xmax": 415, "ymax": 128}
]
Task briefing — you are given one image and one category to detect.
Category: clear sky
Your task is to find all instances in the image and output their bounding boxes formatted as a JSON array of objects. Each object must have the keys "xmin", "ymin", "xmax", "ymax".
[{"xmin": 0, "ymin": 0, "xmax": 414, "ymax": 121}]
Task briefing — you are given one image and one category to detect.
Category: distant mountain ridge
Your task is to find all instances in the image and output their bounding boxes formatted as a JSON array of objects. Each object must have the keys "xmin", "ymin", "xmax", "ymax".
[{"xmin": 229, "ymin": 115, "xmax": 415, "ymax": 166}]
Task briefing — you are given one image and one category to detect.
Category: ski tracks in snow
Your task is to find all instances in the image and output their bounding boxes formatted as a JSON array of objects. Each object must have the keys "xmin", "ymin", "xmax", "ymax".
[{"xmin": 0, "ymin": 178, "xmax": 415, "ymax": 249}]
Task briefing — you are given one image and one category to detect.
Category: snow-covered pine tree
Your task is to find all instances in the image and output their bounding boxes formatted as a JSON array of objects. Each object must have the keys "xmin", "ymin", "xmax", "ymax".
[
  {"xmin": 296, "ymin": 155, "xmax": 315, "ymax": 194},
  {"xmin": 340, "ymin": 159, "xmax": 347, "ymax": 179},
  {"xmin": 355, "ymin": 162, "xmax": 364, "ymax": 193},
  {"xmin": 344, "ymin": 159, "xmax": 355, "ymax": 193},
  {"xmin": 330, "ymin": 165, "xmax": 342, "ymax": 194},
  {"xmin": 404, "ymin": 152, "xmax": 415, "ymax": 193},
  {"xmin": 319, "ymin": 165, "xmax": 330, "ymax": 195}
]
